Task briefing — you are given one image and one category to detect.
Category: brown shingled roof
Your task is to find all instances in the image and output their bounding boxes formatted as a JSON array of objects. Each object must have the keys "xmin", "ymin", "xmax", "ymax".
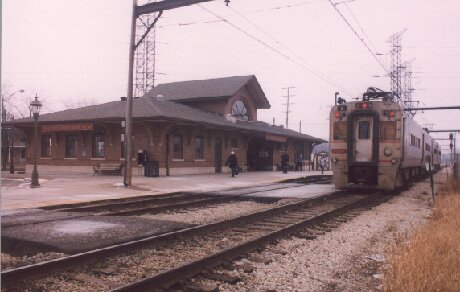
[
  {"xmin": 6, "ymin": 98, "xmax": 324, "ymax": 143},
  {"xmin": 144, "ymin": 75, "xmax": 271, "ymax": 109}
]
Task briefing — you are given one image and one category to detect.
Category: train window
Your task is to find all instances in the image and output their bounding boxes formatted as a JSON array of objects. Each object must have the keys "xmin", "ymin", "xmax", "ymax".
[
  {"xmin": 333, "ymin": 122, "xmax": 347, "ymax": 140},
  {"xmin": 358, "ymin": 121, "xmax": 370, "ymax": 139},
  {"xmin": 380, "ymin": 122, "xmax": 396, "ymax": 140}
]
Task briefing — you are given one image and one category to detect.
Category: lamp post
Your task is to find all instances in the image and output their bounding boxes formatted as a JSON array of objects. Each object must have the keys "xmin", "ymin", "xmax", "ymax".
[{"xmin": 30, "ymin": 94, "xmax": 42, "ymax": 188}]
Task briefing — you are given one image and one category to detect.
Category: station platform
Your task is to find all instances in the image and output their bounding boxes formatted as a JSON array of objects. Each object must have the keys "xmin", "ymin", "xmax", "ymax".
[
  {"xmin": 1, "ymin": 170, "xmax": 332, "ymax": 210},
  {"xmin": 1, "ymin": 170, "xmax": 333, "ymax": 256}
]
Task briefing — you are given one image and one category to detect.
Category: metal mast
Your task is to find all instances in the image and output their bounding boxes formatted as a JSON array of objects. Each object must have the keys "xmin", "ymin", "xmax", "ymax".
[
  {"xmin": 134, "ymin": 0, "xmax": 158, "ymax": 97},
  {"xmin": 388, "ymin": 30, "xmax": 406, "ymax": 106}
]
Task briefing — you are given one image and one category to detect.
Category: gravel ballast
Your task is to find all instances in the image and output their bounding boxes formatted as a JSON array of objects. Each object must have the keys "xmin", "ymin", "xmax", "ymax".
[{"xmin": 215, "ymin": 175, "xmax": 442, "ymax": 291}]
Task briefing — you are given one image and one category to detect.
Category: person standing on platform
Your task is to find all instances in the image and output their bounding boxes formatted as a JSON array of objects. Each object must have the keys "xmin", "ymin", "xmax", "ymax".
[
  {"xmin": 297, "ymin": 154, "xmax": 303, "ymax": 171},
  {"xmin": 226, "ymin": 151, "xmax": 239, "ymax": 177},
  {"xmin": 281, "ymin": 152, "xmax": 290, "ymax": 174}
]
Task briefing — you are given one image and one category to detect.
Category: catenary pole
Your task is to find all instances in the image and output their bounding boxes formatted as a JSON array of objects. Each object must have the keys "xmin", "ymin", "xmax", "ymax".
[{"xmin": 124, "ymin": 0, "xmax": 138, "ymax": 187}]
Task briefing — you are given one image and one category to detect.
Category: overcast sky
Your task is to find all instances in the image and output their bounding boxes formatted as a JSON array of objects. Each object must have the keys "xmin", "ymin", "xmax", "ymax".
[{"xmin": 2, "ymin": 0, "xmax": 459, "ymax": 151}]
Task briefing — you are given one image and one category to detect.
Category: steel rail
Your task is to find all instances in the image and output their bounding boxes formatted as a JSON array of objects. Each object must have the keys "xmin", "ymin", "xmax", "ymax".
[{"xmin": 1, "ymin": 190, "xmax": 347, "ymax": 287}]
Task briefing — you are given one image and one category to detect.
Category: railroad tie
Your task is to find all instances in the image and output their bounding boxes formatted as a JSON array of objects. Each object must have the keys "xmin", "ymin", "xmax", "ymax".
[
  {"xmin": 231, "ymin": 228, "xmax": 251, "ymax": 233},
  {"xmin": 248, "ymin": 255, "xmax": 273, "ymax": 265},
  {"xmin": 296, "ymin": 232, "xmax": 317, "ymax": 240},
  {"xmin": 206, "ymin": 272, "xmax": 241, "ymax": 284},
  {"xmin": 69, "ymin": 273, "xmax": 123, "ymax": 289},
  {"xmin": 321, "ymin": 222, "xmax": 340, "ymax": 228},
  {"xmin": 185, "ymin": 282, "xmax": 219, "ymax": 292},
  {"xmin": 266, "ymin": 248, "xmax": 288, "ymax": 255},
  {"xmin": 314, "ymin": 225, "xmax": 332, "ymax": 232},
  {"xmin": 234, "ymin": 262, "xmax": 256, "ymax": 273},
  {"xmin": 305, "ymin": 228, "xmax": 326, "ymax": 235},
  {"xmin": 246, "ymin": 225, "xmax": 277, "ymax": 231}
]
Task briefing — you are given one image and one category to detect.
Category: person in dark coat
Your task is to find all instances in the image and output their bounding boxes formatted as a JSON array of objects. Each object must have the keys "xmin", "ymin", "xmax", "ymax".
[
  {"xmin": 281, "ymin": 152, "xmax": 289, "ymax": 174},
  {"xmin": 226, "ymin": 151, "xmax": 238, "ymax": 177}
]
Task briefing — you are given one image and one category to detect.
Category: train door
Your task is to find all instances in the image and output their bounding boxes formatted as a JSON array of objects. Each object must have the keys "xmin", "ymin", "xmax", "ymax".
[{"xmin": 354, "ymin": 117, "xmax": 373, "ymax": 162}]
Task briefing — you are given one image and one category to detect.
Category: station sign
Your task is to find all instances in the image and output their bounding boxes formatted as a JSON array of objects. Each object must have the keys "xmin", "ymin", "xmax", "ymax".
[{"xmin": 41, "ymin": 123, "xmax": 94, "ymax": 132}]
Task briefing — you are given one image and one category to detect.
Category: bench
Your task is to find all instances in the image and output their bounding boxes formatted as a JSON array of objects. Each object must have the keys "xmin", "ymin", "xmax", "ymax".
[
  {"xmin": 93, "ymin": 162, "xmax": 122, "ymax": 176},
  {"xmin": 14, "ymin": 165, "xmax": 26, "ymax": 174}
]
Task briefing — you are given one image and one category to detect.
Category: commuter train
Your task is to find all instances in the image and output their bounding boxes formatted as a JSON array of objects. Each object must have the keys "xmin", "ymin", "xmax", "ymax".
[{"xmin": 329, "ymin": 88, "xmax": 441, "ymax": 190}]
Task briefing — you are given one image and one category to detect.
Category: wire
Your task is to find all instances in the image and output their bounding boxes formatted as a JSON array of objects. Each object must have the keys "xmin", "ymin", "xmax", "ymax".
[
  {"xmin": 198, "ymin": 4, "xmax": 353, "ymax": 95},
  {"xmin": 250, "ymin": 0, "xmax": 327, "ymax": 13},
  {"xmin": 227, "ymin": 6, "xmax": 349, "ymax": 95},
  {"xmin": 327, "ymin": 0, "xmax": 388, "ymax": 74},
  {"xmin": 343, "ymin": 2, "xmax": 378, "ymax": 54}
]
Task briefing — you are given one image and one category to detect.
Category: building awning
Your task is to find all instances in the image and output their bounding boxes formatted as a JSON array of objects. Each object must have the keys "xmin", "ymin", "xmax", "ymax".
[{"xmin": 265, "ymin": 134, "xmax": 287, "ymax": 143}]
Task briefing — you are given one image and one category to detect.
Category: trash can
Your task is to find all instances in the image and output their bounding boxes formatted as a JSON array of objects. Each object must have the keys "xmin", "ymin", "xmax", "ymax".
[{"xmin": 144, "ymin": 160, "xmax": 159, "ymax": 177}]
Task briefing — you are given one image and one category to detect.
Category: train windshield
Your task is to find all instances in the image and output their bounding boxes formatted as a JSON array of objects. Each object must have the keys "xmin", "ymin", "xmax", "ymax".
[
  {"xmin": 358, "ymin": 121, "xmax": 370, "ymax": 139},
  {"xmin": 380, "ymin": 121, "xmax": 397, "ymax": 140},
  {"xmin": 333, "ymin": 122, "xmax": 347, "ymax": 140}
]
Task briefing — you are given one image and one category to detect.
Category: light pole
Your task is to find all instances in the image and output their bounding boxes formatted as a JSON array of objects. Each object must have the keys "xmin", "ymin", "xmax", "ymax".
[{"xmin": 29, "ymin": 94, "xmax": 42, "ymax": 188}]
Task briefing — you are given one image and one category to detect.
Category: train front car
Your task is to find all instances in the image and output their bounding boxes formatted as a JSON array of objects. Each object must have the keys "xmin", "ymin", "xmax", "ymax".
[{"xmin": 330, "ymin": 89, "xmax": 402, "ymax": 190}]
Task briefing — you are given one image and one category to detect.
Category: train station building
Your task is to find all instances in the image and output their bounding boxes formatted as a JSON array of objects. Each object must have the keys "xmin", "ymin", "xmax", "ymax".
[{"xmin": 3, "ymin": 75, "xmax": 324, "ymax": 176}]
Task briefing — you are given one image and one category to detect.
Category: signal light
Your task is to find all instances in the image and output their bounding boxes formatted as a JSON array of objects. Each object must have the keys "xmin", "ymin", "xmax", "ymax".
[
  {"xmin": 354, "ymin": 102, "xmax": 373, "ymax": 109},
  {"xmin": 389, "ymin": 111, "xmax": 395, "ymax": 117},
  {"xmin": 335, "ymin": 111, "xmax": 340, "ymax": 118}
]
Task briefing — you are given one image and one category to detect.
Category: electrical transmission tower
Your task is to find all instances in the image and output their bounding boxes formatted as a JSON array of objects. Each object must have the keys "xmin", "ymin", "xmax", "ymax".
[
  {"xmin": 282, "ymin": 87, "xmax": 295, "ymax": 129},
  {"xmin": 134, "ymin": 0, "xmax": 158, "ymax": 97},
  {"xmin": 388, "ymin": 29, "xmax": 412, "ymax": 110},
  {"xmin": 402, "ymin": 59, "xmax": 415, "ymax": 111}
]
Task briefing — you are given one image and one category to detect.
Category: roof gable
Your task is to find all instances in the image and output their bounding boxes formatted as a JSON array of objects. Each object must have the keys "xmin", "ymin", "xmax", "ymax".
[{"xmin": 144, "ymin": 75, "xmax": 270, "ymax": 109}]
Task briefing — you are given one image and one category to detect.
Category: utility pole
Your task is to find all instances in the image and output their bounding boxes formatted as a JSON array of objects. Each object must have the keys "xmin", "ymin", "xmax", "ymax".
[
  {"xmin": 299, "ymin": 120, "xmax": 302, "ymax": 133},
  {"xmin": 124, "ymin": 0, "xmax": 138, "ymax": 187},
  {"xmin": 282, "ymin": 87, "xmax": 295, "ymax": 129}
]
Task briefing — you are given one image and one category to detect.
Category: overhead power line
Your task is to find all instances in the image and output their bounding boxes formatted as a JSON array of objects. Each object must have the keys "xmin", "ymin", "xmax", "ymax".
[
  {"xmin": 342, "ymin": 2, "xmax": 378, "ymax": 54},
  {"xmin": 227, "ymin": 6, "xmax": 348, "ymax": 94},
  {"xmin": 199, "ymin": 4, "xmax": 352, "ymax": 95},
  {"xmin": 328, "ymin": 0, "xmax": 388, "ymax": 74}
]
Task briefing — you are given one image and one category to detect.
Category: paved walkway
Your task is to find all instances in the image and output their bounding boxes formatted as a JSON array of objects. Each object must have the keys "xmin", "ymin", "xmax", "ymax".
[{"xmin": 1, "ymin": 170, "xmax": 332, "ymax": 210}]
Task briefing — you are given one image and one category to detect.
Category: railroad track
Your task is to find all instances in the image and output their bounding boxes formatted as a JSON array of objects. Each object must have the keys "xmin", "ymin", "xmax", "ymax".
[
  {"xmin": 38, "ymin": 177, "xmax": 331, "ymax": 216},
  {"xmin": 2, "ymin": 188, "xmax": 390, "ymax": 291}
]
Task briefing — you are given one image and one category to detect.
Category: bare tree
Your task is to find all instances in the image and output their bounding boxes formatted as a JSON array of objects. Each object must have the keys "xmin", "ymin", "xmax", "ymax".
[
  {"xmin": 62, "ymin": 97, "xmax": 98, "ymax": 109},
  {"xmin": 1, "ymin": 85, "xmax": 31, "ymax": 120}
]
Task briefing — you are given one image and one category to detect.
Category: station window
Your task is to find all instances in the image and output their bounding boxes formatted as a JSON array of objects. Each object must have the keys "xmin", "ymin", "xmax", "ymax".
[
  {"xmin": 195, "ymin": 136, "xmax": 204, "ymax": 159},
  {"xmin": 358, "ymin": 121, "xmax": 370, "ymax": 140},
  {"xmin": 20, "ymin": 149, "xmax": 26, "ymax": 161},
  {"xmin": 333, "ymin": 122, "xmax": 347, "ymax": 140},
  {"xmin": 92, "ymin": 133, "xmax": 105, "ymax": 158},
  {"xmin": 173, "ymin": 134, "xmax": 183, "ymax": 159},
  {"xmin": 65, "ymin": 134, "xmax": 77, "ymax": 158},
  {"xmin": 41, "ymin": 135, "xmax": 52, "ymax": 158},
  {"xmin": 380, "ymin": 122, "xmax": 396, "ymax": 140}
]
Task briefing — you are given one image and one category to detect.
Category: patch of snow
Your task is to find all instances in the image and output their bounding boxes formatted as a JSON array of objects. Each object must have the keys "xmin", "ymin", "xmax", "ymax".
[{"xmin": 50, "ymin": 220, "xmax": 118, "ymax": 235}]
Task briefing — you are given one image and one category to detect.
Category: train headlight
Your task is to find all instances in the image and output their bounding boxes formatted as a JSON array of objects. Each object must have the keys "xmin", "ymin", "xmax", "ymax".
[
  {"xmin": 384, "ymin": 147, "xmax": 393, "ymax": 156},
  {"xmin": 331, "ymin": 158, "xmax": 338, "ymax": 164},
  {"xmin": 391, "ymin": 159, "xmax": 397, "ymax": 165}
]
